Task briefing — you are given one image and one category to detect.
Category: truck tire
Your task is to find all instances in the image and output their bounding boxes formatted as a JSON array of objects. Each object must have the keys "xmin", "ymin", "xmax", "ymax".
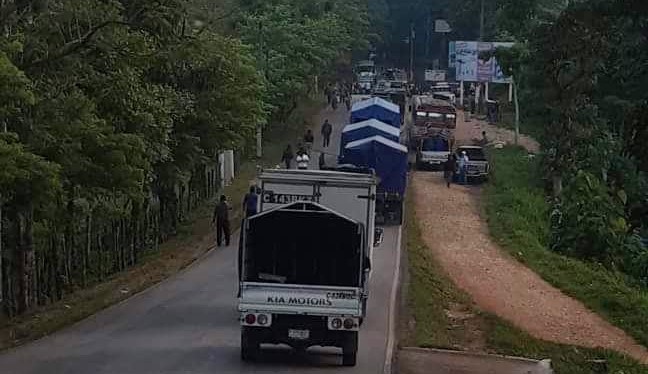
[
  {"xmin": 240, "ymin": 327, "xmax": 259, "ymax": 362},
  {"xmin": 342, "ymin": 332, "xmax": 358, "ymax": 367}
]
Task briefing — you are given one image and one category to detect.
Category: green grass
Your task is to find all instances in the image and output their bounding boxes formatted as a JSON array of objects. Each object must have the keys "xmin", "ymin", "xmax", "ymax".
[
  {"xmin": 404, "ymin": 192, "xmax": 472, "ymax": 349},
  {"xmin": 483, "ymin": 146, "xmax": 648, "ymax": 347},
  {"xmin": 403, "ymin": 186, "xmax": 646, "ymax": 373}
]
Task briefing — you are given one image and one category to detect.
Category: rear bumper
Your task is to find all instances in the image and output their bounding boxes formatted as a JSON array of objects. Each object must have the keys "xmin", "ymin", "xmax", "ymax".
[{"xmin": 243, "ymin": 315, "xmax": 358, "ymax": 349}]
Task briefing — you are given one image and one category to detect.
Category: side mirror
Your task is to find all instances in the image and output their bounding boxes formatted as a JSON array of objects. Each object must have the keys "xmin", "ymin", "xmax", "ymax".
[{"xmin": 374, "ymin": 227, "xmax": 384, "ymax": 247}]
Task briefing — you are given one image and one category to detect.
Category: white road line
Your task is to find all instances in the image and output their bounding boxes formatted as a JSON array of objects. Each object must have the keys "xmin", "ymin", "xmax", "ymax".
[{"xmin": 383, "ymin": 226, "xmax": 403, "ymax": 374}]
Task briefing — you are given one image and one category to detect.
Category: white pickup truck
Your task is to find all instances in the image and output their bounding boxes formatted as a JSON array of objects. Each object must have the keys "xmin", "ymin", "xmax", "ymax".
[{"xmin": 238, "ymin": 169, "xmax": 378, "ymax": 366}]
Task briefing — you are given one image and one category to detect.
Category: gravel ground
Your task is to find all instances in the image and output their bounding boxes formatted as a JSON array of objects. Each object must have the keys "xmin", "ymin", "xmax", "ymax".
[
  {"xmin": 399, "ymin": 348, "xmax": 551, "ymax": 374},
  {"xmin": 456, "ymin": 111, "xmax": 540, "ymax": 153},
  {"xmin": 410, "ymin": 113, "xmax": 648, "ymax": 364}
]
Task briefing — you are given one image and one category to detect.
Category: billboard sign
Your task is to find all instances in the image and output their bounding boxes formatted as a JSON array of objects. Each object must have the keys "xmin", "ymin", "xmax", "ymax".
[
  {"xmin": 425, "ymin": 70, "xmax": 447, "ymax": 82},
  {"xmin": 452, "ymin": 41, "xmax": 513, "ymax": 83},
  {"xmin": 455, "ymin": 41, "xmax": 478, "ymax": 81}
]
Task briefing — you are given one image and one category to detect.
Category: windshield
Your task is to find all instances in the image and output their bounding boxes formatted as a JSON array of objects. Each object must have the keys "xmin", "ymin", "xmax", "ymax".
[
  {"xmin": 422, "ymin": 137, "xmax": 449, "ymax": 152},
  {"xmin": 458, "ymin": 148, "xmax": 487, "ymax": 161}
]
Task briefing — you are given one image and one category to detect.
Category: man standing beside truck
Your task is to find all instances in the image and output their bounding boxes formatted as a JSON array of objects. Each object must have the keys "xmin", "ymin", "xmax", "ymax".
[
  {"xmin": 212, "ymin": 195, "xmax": 231, "ymax": 247},
  {"xmin": 242, "ymin": 186, "xmax": 258, "ymax": 218}
]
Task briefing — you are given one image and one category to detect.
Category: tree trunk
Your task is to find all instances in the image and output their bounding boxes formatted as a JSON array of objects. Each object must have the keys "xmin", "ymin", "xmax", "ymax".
[
  {"xmin": 513, "ymin": 77, "xmax": 520, "ymax": 146},
  {"xmin": 83, "ymin": 213, "xmax": 91, "ymax": 287},
  {"xmin": 16, "ymin": 202, "xmax": 34, "ymax": 314},
  {"xmin": 0, "ymin": 198, "xmax": 3, "ymax": 309}
]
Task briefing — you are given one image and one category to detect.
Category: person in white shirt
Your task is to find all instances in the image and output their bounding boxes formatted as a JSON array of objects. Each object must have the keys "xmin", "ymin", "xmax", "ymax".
[
  {"xmin": 457, "ymin": 151, "xmax": 469, "ymax": 184},
  {"xmin": 296, "ymin": 147, "xmax": 310, "ymax": 170}
]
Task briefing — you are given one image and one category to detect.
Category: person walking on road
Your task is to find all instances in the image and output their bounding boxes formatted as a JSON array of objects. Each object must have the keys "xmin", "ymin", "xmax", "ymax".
[
  {"xmin": 444, "ymin": 154, "xmax": 456, "ymax": 188},
  {"xmin": 281, "ymin": 144, "xmax": 294, "ymax": 169},
  {"xmin": 296, "ymin": 147, "xmax": 310, "ymax": 170},
  {"xmin": 480, "ymin": 131, "xmax": 490, "ymax": 147},
  {"xmin": 242, "ymin": 186, "xmax": 258, "ymax": 218},
  {"xmin": 321, "ymin": 119, "xmax": 333, "ymax": 148},
  {"xmin": 212, "ymin": 195, "xmax": 231, "ymax": 247},
  {"xmin": 303, "ymin": 129, "xmax": 314, "ymax": 155},
  {"xmin": 458, "ymin": 151, "xmax": 469, "ymax": 185},
  {"xmin": 325, "ymin": 84, "xmax": 333, "ymax": 107},
  {"xmin": 319, "ymin": 152, "xmax": 326, "ymax": 170},
  {"xmin": 331, "ymin": 86, "xmax": 339, "ymax": 110}
]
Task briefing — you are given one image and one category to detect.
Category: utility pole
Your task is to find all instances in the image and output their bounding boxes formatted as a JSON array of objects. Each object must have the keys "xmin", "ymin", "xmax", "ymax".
[
  {"xmin": 478, "ymin": 0, "xmax": 485, "ymax": 114},
  {"xmin": 256, "ymin": 21, "xmax": 264, "ymax": 159},
  {"xmin": 409, "ymin": 23, "xmax": 415, "ymax": 83},
  {"xmin": 479, "ymin": 0, "xmax": 485, "ymax": 42},
  {"xmin": 0, "ymin": 121, "xmax": 5, "ymax": 306}
]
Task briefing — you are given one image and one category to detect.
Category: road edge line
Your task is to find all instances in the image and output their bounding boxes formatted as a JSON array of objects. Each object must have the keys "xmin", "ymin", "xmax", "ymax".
[{"xmin": 383, "ymin": 225, "xmax": 403, "ymax": 374}]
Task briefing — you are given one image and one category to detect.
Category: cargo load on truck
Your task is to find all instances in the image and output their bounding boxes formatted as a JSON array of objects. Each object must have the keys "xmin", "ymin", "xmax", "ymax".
[
  {"xmin": 341, "ymin": 136, "xmax": 408, "ymax": 225},
  {"xmin": 340, "ymin": 119, "xmax": 401, "ymax": 156},
  {"xmin": 350, "ymin": 97, "xmax": 401, "ymax": 128}
]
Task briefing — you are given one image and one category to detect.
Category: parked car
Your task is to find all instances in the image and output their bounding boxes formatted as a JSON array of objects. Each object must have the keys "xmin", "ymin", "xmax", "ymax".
[{"xmin": 455, "ymin": 146, "xmax": 490, "ymax": 182}]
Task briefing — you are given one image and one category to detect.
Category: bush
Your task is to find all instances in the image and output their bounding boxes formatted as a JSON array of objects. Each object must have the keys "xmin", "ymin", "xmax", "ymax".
[{"xmin": 485, "ymin": 146, "xmax": 648, "ymax": 347}]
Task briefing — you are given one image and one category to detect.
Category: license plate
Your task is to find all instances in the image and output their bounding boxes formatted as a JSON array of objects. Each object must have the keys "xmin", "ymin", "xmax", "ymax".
[{"xmin": 288, "ymin": 329, "xmax": 310, "ymax": 340}]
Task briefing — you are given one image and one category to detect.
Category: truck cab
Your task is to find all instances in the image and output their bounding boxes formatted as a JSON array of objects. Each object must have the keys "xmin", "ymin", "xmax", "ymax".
[
  {"xmin": 410, "ymin": 97, "xmax": 457, "ymax": 150},
  {"xmin": 355, "ymin": 60, "xmax": 376, "ymax": 93},
  {"xmin": 455, "ymin": 146, "xmax": 490, "ymax": 182},
  {"xmin": 416, "ymin": 136, "xmax": 452, "ymax": 170}
]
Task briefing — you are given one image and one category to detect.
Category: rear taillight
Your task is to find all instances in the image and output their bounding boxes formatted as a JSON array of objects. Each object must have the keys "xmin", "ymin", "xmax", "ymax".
[
  {"xmin": 241, "ymin": 312, "xmax": 272, "ymax": 327},
  {"xmin": 257, "ymin": 314, "xmax": 268, "ymax": 326},
  {"xmin": 328, "ymin": 316, "xmax": 358, "ymax": 331}
]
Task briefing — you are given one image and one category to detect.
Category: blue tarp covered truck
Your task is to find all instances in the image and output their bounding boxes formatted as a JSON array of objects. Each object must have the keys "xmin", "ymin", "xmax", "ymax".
[
  {"xmin": 350, "ymin": 97, "xmax": 402, "ymax": 128},
  {"xmin": 339, "ymin": 119, "xmax": 401, "ymax": 157},
  {"xmin": 340, "ymin": 135, "xmax": 408, "ymax": 225}
]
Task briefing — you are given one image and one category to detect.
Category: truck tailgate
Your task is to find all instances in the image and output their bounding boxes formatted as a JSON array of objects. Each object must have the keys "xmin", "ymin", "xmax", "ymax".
[{"xmin": 239, "ymin": 282, "xmax": 363, "ymax": 317}]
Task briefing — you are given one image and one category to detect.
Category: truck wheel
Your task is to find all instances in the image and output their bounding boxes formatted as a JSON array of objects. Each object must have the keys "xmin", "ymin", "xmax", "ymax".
[
  {"xmin": 342, "ymin": 332, "xmax": 358, "ymax": 367},
  {"xmin": 241, "ymin": 327, "xmax": 259, "ymax": 362}
]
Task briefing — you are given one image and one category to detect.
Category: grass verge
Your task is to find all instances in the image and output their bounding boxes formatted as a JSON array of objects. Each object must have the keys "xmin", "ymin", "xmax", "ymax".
[
  {"xmin": 484, "ymin": 146, "xmax": 648, "ymax": 348},
  {"xmin": 0, "ymin": 97, "xmax": 324, "ymax": 351},
  {"xmin": 402, "ymin": 182, "xmax": 646, "ymax": 373}
]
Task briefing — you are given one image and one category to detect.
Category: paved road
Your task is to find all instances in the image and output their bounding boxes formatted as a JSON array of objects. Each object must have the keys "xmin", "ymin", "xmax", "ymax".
[{"xmin": 0, "ymin": 103, "xmax": 402, "ymax": 374}]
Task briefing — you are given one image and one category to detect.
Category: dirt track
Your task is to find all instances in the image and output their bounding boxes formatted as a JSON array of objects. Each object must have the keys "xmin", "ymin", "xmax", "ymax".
[{"xmin": 410, "ymin": 113, "xmax": 648, "ymax": 364}]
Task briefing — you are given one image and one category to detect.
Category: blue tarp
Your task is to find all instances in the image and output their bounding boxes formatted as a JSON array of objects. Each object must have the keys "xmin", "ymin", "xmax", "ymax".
[
  {"xmin": 340, "ymin": 136, "xmax": 408, "ymax": 195},
  {"xmin": 340, "ymin": 119, "xmax": 401, "ymax": 157},
  {"xmin": 350, "ymin": 97, "xmax": 401, "ymax": 128}
]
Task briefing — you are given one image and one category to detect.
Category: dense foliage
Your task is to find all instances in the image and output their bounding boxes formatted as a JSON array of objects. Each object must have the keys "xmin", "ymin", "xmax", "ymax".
[
  {"xmin": 0, "ymin": 0, "xmax": 368, "ymax": 317},
  {"xmin": 493, "ymin": 0, "xmax": 648, "ymax": 283}
]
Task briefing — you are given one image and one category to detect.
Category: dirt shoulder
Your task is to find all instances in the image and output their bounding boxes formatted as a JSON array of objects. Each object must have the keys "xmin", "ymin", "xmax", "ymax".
[{"xmin": 408, "ymin": 113, "xmax": 648, "ymax": 364}]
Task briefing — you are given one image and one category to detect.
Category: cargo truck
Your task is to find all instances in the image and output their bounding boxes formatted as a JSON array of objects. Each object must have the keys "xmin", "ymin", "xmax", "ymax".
[{"xmin": 238, "ymin": 169, "xmax": 379, "ymax": 366}]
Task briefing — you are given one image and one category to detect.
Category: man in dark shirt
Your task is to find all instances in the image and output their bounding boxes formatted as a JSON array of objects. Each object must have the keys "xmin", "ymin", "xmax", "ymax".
[
  {"xmin": 444, "ymin": 154, "xmax": 456, "ymax": 188},
  {"xmin": 212, "ymin": 195, "xmax": 231, "ymax": 247},
  {"xmin": 242, "ymin": 186, "xmax": 258, "ymax": 218},
  {"xmin": 321, "ymin": 119, "xmax": 333, "ymax": 148}
]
